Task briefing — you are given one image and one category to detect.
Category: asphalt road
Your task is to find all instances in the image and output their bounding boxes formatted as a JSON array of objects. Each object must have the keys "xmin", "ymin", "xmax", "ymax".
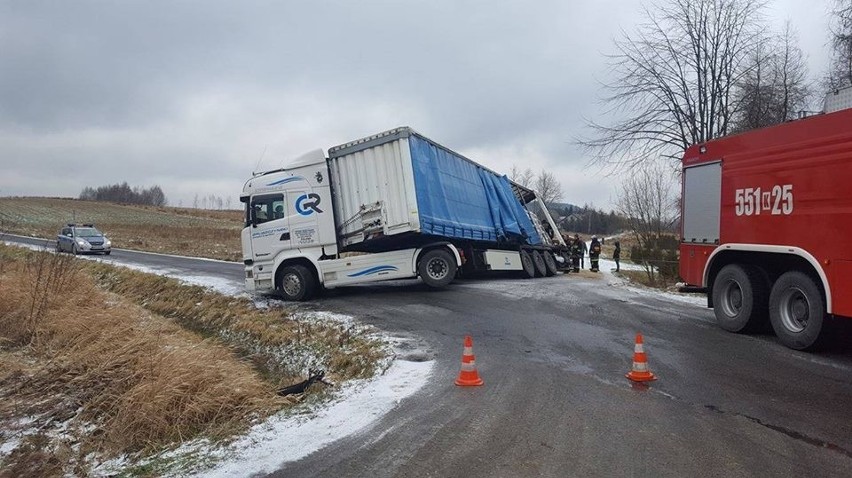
[{"xmin": 6, "ymin": 235, "xmax": 852, "ymax": 477}]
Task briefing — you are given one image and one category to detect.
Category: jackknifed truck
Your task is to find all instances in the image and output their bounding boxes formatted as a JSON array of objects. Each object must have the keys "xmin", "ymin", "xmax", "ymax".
[
  {"xmin": 679, "ymin": 88, "xmax": 852, "ymax": 350},
  {"xmin": 241, "ymin": 127, "xmax": 567, "ymax": 301}
]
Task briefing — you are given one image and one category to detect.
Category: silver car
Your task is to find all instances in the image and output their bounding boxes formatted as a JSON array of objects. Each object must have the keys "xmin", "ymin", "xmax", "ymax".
[{"xmin": 56, "ymin": 224, "xmax": 112, "ymax": 255}]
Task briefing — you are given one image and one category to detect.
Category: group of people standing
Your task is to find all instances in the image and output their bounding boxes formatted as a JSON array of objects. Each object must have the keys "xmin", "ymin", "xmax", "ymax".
[{"xmin": 563, "ymin": 234, "xmax": 621, "ymax": 273}]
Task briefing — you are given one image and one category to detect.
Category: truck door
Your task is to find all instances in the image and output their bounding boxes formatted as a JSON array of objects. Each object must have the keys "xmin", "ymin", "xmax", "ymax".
[
  {"xmin": 249, "ymin": 193, "xmax": 290, "ymax": 260},
  {"xmin": 682, "ymin": 161, "xmax": 722, "ymax": 244},
  {"xmin": 681, "ymin": 161, "xmax": 722, "ymax": 284},
  {"xmin": 287, "ymin": 190, "xmax": 322, "ymax": 249}
]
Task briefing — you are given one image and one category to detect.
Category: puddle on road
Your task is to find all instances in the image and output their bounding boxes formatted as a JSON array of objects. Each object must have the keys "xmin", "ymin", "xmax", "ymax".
[
  {"xmin": 629, "ymin": 381, "xmax": 650, "ymax": 392},
  {"xmin": 398, "ymin": 351, "xmax": 431, "ymax": 362},
  {"xmin": 386, "ymin": 333, "xmax": 436, "ymax": 363}
]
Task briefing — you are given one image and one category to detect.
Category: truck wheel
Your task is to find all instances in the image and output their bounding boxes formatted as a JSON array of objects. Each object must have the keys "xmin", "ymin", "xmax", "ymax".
[
  {"xmin": 711, "ymin": 264, "xmax": 767, "ymax": 333},
  {"xmin": 531, "ymin": 250, "xmax": 547, "ymax": 277},
  {"xmin": 519, "ymin": 250, "xmax": 536, "ymax": 279},
  {"xmin": 768, "ymin": 271, "xmax": 825, "ymax": 350},
  {"xmin": 543, "ymin": 251, "xmax": 558, "ymax": 276},
  {"xmin": 277, "ymin": 264, "xmax": 316, "ymax": 301},
  {"xmin": 418, "ymin": 249, "xmax": 457, "ymax": 288}
]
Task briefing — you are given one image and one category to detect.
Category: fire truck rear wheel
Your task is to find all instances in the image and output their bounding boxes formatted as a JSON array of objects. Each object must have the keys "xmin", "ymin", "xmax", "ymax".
[
  {"xmin": 277, "ymin": 264, "xmax": 316, "ymax": 301},
  {"xmin": 531, "ymin": 250, "xmax": 547, "ymax": 277},
  {"xmin": 519, "ymin": 250, "xmax": 536, "ymax": 279},
  {"xmin": 712, "ymin": 264, "xmax": 768, "ymax": 333},
  {"xmin": 768, "ymin": 271, "xmax": 825, "ymax": 350},
  {"xmin": 543, "ymin": 251, "xmax": 558, "ymax": 276},
  {"xmin": 418, "ymin": 249, "xmax": 457, "ymax": 288}
]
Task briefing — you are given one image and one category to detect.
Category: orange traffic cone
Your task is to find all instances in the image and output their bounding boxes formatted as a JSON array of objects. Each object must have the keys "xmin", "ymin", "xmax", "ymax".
[
  {"xmin": 455, "ymin": 335, "xmax": 484, "ymax": 386},
  {"xmin": 625, "ymin": 333, "xmax": 657, "ymax": 382}
]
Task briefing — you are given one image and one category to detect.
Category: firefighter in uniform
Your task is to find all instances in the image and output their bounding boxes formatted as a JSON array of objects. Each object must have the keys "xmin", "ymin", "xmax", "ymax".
[
  {"xmin": 571, "ymin": 234, "xmax": 583, "ymax": 272},
  {"xmin": 613, "ymin": 240, "xmax": 621, "ymax": 272},
  {"xmin": 589, "ymin": 235, "xmax": 602, "ymax": 272}
]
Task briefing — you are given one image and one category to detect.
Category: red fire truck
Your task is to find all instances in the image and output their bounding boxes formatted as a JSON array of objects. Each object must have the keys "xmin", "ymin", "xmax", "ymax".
[{"xmin": 679, "ymin": 102, "xmax": 852, "ymax": 350}]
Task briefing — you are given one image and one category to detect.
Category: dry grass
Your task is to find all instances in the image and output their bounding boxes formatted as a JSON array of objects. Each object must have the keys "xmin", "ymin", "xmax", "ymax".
[
  {"xmin": 563, "ymin": 269, "xmax": 605, "ymax": 280},
  {"xmin": 0, "ymin": 197, "xmax": 243, "ymax": 261},
  {"xmin": 82, "ymin": 261, "xmax": 385, "ymax": 383},
  {"xmin": 0, "ymin": 245, "xmax": 387, "ymax": 476},
  {"xmin": 618, "ymin": 269, "xmax": 680, "ymax": 289}
]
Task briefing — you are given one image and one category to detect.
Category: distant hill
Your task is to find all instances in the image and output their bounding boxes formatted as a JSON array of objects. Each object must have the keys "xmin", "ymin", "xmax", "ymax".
[
  {"xmin": 543, "ymin": 202, "xmax": 627, "ymax": 236},
  {"xmin": 547, "ymin": 202, "xmax": 580, "ymax": 212}
]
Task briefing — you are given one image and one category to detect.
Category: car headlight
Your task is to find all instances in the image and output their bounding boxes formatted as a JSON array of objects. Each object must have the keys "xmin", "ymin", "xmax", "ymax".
[
  {"xmin": 104, "ymin": 239, "xmax": 111, "ymax": 247},
  {"xmin": 76, "ymin": 238, "xmax": 88, "ymax": 246}
]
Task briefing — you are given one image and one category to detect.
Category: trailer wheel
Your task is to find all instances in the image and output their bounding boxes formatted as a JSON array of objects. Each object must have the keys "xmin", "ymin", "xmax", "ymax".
[
  {"xmin": 277, "ymin": 264, "xmax": 316, "ymax": 301},
  {"xmin": 418, "ymin": 249, "xmax": 457, "ymax": 288},
  {"xmin": 711, "ymin": 264, "xmax": 767, "ymax": 333},
  {"xmin": 519, "ymin": 250, "xmax": 536, "ymax": 279},
  {"xmin": 543, "ymin": 251, "xmax": 558, "ymax": 276},
  {"xmin": 768, "ymin": 271, "xmax": 826, "ymax": 350},
  {"xmin": 531, "ymin": 250, "xmax": 547, "ymax": 277}
]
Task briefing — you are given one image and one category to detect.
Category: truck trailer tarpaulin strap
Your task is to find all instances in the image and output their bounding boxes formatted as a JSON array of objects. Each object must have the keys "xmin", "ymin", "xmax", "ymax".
[{"xmin": 409, "ymin": 135, "xmax": 541, "ymax": 245}]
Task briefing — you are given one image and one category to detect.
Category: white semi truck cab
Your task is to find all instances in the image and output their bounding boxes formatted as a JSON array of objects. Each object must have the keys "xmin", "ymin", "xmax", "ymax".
[{"xmin": 241, "ymin": 148, "xmax": 462, "ymax": 301}]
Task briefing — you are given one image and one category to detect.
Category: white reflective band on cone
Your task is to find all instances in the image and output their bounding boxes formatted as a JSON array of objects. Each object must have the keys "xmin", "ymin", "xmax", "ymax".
[
  {"xmin": 635, "ymin": 344, "xmax": 644, "ymax": 353},
  {"xmin": 461, "ymin": 361, "xmax": 476, "ymax": 371},
  {"xmin": 632, "ymin": 361, "xmax": 648, "ymax": 371},
  {"xmin": 463, "ymin": 346, "xmax": 473, "ymax": 355}
]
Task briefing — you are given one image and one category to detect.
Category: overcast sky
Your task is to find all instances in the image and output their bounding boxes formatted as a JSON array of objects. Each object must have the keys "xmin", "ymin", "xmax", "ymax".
[{"xmin": 0, "ymin": 0, "xmax": 836, "ymax": 210}]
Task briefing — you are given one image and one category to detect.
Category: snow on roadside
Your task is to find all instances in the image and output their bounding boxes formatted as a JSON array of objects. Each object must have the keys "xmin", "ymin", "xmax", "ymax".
[
  {"xmin": 199, "ymin": 353, "xmax": 432, "ymax": 477},
  {"xmin": 2, "ymin": 239, "xmax": 434, "ymax": 475},
  {"xmin": 595, "ymin": 255, "xmax": 706, "ymax": 307},
  {"xmin": 3, "ymin": 240, "xmax": 48, "ymax": 253},
  {"xmin": 3, "ymin": 240, "xmax": 247, "ymax": 297}
]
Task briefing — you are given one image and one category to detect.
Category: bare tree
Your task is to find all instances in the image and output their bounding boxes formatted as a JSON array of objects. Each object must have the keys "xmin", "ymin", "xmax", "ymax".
[
  {"xmin": 616, "ymin": 162, "xmax": 679, "ymax": 284},
  {"xmin": 534, "ymin": 171, "xmax": 563, "ymax": 205},
  {"xmin": 581, "ymin": 0, "xmax": 766, "ymax": 170},
  {"xmin": 509, "ymin": 164, "xmax": 534, "ymax": 188},
  {"xmin": 731, "ymin": 36, "xmax": 775, "ymax": 131},
  {"xmin": 733, "ymin": 21, "xmax": 810, "ymax": 132},
  {"xmin": 828, "ymin": 0, "xmax": 852, "ymax": 89},
  {"xmin": 775, "ymin": 22, "xmax": 811, "ymax": 120}
]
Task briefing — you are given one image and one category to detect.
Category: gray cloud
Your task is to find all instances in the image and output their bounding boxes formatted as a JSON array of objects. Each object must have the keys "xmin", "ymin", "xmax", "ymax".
[{"xmin": 0, "ymin": 0, "xmax": 834, "ymax": 209}]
